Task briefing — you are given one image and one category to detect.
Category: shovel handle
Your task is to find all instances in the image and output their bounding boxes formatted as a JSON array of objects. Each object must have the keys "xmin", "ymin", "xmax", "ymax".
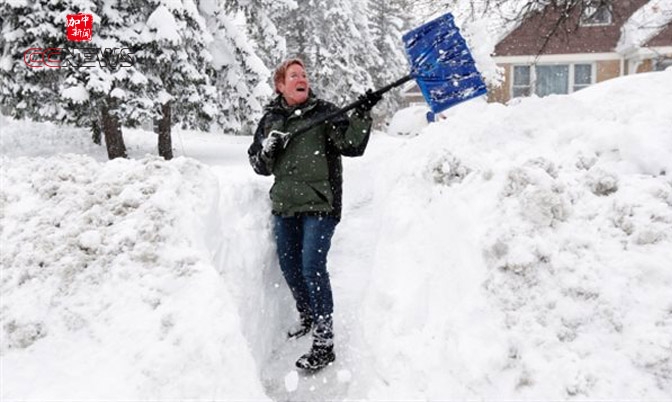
[{"xmin": 288, "ymin": 74, "xmax": 414, "ymax": 139}]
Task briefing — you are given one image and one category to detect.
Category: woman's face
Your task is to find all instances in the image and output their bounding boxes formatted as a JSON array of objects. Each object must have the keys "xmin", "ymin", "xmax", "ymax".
[{"xmin": 278, "ymin": 64, "xmax": 310, "ymax": 106}]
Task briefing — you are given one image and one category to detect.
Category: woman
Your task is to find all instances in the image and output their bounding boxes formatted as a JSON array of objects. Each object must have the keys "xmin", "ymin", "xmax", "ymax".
[{"xmin": 248, "ymin": 58, "xmax": 380, "ymax": 370}]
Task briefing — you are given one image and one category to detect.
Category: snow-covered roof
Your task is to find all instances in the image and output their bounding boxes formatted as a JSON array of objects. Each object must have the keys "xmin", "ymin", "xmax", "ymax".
[{"xmin": 617, "ymin": 0, "xmax": 672, "ymax": 54}]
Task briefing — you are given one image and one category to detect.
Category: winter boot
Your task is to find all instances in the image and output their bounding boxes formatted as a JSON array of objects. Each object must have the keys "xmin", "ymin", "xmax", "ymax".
[
  {"xmin": 295, "ymin": 343, "xmax": 335, "ymax": 371},
  {"xmin": 296, "ymin": 316, "xmax": 335, "ymax": 370},
  {"xmin": 287, "ymin": 312, "xmax": 312, "ymax": 339}
]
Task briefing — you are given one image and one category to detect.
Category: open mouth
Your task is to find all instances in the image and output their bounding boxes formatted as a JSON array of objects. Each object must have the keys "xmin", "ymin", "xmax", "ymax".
[{"xmin": 296, "ymin": 87, "xmax": 306, "ymax": 92}]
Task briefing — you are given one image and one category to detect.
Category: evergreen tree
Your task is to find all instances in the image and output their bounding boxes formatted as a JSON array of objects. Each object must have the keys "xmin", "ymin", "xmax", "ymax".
[
  {"xmin": 0, "ymin": 0, "xmax": 67, "ymax": 122},
  {"xmin": 225, "ymin": 0, "xmax": 297, "ymax": 70},
  {"xmin": 77, "ymin": 0, "xmax": 154, "ymax": 159},
  {"xmin": 200, "ymin": 0, "xmax": 272, "ymax": 135},
  {"xmin": 135, "ymin": 0, "xmax": 217, "ymax": 159},
  {"xmin": 367, "ymin": 0, "xmax": 413, "ymax": 124},
  {"xmin": 279, "ymin": 0, "xmax": 375, "ymax": 106},
  {"xmin": 0, "ymin": 0, "xmax": 133, "ymax": 156}
]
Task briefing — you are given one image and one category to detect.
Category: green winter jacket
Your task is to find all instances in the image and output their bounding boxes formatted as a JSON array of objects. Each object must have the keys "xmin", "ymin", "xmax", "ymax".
[{"xmin": 248, "ymin": 94, "xmax": 372, "ymax": 219}]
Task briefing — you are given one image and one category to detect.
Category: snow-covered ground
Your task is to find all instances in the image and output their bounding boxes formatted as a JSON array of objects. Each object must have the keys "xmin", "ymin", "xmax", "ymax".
[{"xmin": 2, "ymin": 69, "xmax": 672, "ymax": 400}]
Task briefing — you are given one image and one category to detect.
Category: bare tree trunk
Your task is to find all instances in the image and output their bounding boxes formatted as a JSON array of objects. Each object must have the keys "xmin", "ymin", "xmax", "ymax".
[
  {"xmin": 100, "ymin": 104, "xmax": 127, "ymax": 159},
  {"xmin": 91, "ymin": 118, "xmax": 101, "ymax": 145},
  {"xmin": 157, "ymin": 102, "xmax": 173, "ymax": 160}
]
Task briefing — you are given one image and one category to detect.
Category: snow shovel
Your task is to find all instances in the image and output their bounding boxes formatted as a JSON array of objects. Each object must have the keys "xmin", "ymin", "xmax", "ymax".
[{"xmin": 274, "ymin": 12, "xmax": 487, "ymax": 147}]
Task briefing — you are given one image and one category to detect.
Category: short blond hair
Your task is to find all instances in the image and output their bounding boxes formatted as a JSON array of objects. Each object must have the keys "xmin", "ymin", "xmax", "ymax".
[{"xmin": 273, "ymin": 58, "xmax": 305, "ymax": 94}]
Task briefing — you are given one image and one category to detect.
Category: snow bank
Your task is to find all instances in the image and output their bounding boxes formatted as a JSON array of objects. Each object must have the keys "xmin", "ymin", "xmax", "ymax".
[
  {"xmin": 2, "ymin": 70, "xmax": 672, "ymax": 401},
  {"xmin": 361, "ymin": 70, "xmax": 672, "ymax": 399},
  {"xmin": 0, "ymin": 155, "xmax": 268, "ymax": 400},
  {"xmin": 388, "ymin": 105, "xmax": 430, "ymax": 137},
  {"xmin": 0, "ymin": 116, "xmax": 107, "ymax": 159},
  {"xmin": 462, "ymin": 18, "xmax": 504, "ymax": 86},
  {"xmin": 206, "ymin": 163, "xmax": 295, "ymax": 368}
]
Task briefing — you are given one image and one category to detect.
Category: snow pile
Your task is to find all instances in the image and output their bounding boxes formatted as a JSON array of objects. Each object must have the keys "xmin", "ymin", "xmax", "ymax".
[
  {"xmin": 0, "ymin": 155, "xmax": 268, "ymax": 400},
  {"xmin": 205, "ymin": 162, "xmax": 293, "ymax": 370},
  {"xmin": 462, "ymin": 18, "xmax": 504, "ymax": 86},
  {"xmin": 2, "ymin": 70, "xmax": 672, "ymax": 401},
  {"xmin": 387, "ymin": 105, "xmax": 431, "ymax": 137},
  {"xmin": 0, "ymin": 116, "xmax": 106, "ymax": 159},
  {"xmin": 361, "ymin": 70, "xmax": 672, "ymax": 399}
]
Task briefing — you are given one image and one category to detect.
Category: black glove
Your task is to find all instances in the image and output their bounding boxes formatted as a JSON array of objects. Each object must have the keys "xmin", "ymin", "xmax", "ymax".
[
  {"xmin": 261, "ymin": 133, "xmax": 282, "ymax": 159},
  {"xmin": 355, "ymin": 89, "xmax": 382, "ymax": 115}
]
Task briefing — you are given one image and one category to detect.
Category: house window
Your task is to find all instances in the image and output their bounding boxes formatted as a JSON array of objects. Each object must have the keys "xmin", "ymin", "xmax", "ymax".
[
  {"xmin": 536, "ymin": 65, "xmax": 569, "ymax": 96},
  {"xmin": 512, "ymin": 65, "xmax": 531, "ymax": 97},
  {"xmin": 512, "ymin": 63, "xmax": 594, "ymax": 98},
  {"xmin": 581, "ymin": 3, "xmax": 612, "ymax": 26},
  {"xmin": 573, "ymin": 64, "xmax": 592, "ymax": 91},
  {"xmin": 654, "ymin": 58, "xmax": 672, "ymax": 71}
]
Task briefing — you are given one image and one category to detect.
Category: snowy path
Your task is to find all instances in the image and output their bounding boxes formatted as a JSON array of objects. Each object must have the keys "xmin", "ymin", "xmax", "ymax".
[
  {"xmin": 206, "ymin": 134, "xmax": 392, "ymax": 400},
  {"xmin": 202, "ymin": 133, "xmax": 495, "ymax": 400},
  {"xmin": 258, "ymin": 145, "xmax": 385, "ymax": 400}
]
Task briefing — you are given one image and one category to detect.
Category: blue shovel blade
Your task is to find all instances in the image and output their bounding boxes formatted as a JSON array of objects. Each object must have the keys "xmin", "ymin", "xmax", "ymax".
[{"xmin": 403, "ymin": 13, "xmax": 488, "ymax": 113}]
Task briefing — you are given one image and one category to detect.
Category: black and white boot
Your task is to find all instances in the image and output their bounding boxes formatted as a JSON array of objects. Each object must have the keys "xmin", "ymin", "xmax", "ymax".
[
  {"xmin": 296, "ymin": 317, "xmax": 335, "ymax": 370},
  {"xmin": 295, "ymin": 343, "xmax": 335, "ymax": 371},
  {"xmin": 287, "ymin": 312, "xmax": 312, "ymax": 339}
]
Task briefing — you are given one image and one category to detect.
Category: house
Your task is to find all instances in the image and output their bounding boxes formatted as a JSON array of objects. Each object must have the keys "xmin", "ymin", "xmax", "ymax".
[
  {"xmin": 400, "ymin": 1, "xmax": 672, "ymax": 106},
  {"xmin": 489, "ymin": 0, "xmax": 672, "ymax": 103}
]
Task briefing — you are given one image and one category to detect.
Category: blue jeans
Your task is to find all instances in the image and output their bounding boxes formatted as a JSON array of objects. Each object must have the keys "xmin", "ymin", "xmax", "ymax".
[{"xmin": 273, "ymin": 215, "xmax": 338, "ymax": 344}]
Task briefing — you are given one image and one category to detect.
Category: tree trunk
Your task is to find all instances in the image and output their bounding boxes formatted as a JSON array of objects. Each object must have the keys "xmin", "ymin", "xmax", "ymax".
[
  {"xmin": 157, "ymin": 102, "xmax": 173, "ymax": 160},
  {"xmin": 91, "ymin": 118, "xmax": 101, "ymax": 145},
  {"xmin": 100, "ymin": 105, "xmax": 127, "ymax": 159}
]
